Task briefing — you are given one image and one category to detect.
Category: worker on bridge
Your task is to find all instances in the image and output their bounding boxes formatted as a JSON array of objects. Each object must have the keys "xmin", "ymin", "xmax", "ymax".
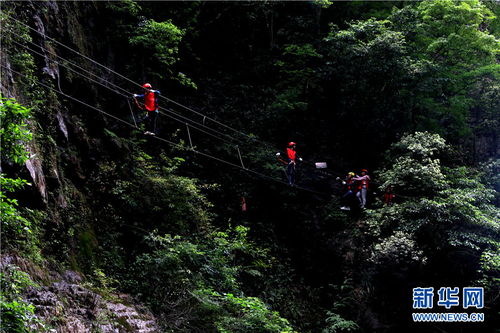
[
  {"xmin": 353, "ymin": 169, "xmax": 370, "ymax": 209},
  {"xmin": 275, "ymin": 142, "xmax": 303, "ymax": 186},
  {"xmin": 340, "ymin": 172, "xmax": 356, "ymax": 211},
  {"xmin": 133, "ymin": 83, "xmax": 161, "ymax": 135},
  {"xmin": 285, "ymin": 142, "xmax": 302, "ymax": 186}
]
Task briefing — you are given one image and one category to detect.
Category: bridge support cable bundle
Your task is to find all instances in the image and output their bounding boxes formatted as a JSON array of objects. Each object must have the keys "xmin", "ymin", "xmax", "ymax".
[
  {"xmin": 2, "ymin": 19, "xmax": 414, "ymax": 202},
  {"xmin": 3, "ymin": 14, "xmax": 365, "ymax": 197},
  {"xmin": 6, "ymin": 14, "xmax": 344, "ymax": 180},
  {"xmin": 6, "ymin": 38, "xmax": 243, "ymax": 145},
  {"xmin": 5, "ymin": 13, "xmax": 339, "ymax": 173},
  {"xmin": 2, "ymin": 64, "xmax": 329, "ymax": 197},
  {"xmin": 5, "ymin": 14, "xmax": 271, "ymax": 147}
]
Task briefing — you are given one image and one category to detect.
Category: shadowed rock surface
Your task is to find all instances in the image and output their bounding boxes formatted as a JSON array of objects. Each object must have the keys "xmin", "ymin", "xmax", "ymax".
[{"xmin": 2, "ymin": 255, "xmax": 159, "ymax": 332}]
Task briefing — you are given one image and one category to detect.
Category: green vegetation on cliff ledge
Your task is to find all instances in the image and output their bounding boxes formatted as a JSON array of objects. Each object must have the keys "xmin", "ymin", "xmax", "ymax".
[{"xmin": 0, "ymin": 96, "xmax": 32, "ymax": 238}]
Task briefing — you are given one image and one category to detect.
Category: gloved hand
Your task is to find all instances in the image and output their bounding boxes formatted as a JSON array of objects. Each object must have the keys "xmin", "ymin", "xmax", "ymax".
[
  {"xmin": 342, "ymin": 181, "xmax": 346, "ymax": 185},
  {"xmin": 275, "ymin": 152, "xmax": 281, "ymax": 156},
  {"xmin": 299, "ymin": 157, "xmax": 303, "ymax": 162},
  {"xmin": 133, "ymin": 94, "xmax": 139, "ymax": 97}
]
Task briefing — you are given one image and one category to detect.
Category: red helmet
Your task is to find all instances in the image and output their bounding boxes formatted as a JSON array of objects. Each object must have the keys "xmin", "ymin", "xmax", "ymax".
[
  {"xmin": 361, "ymin": 169, "xmax": 368, "ymax": 173},
  {"xmin": 288, "ymin": 142, "xmax": 296, "ymax": 147},
  {"xmin": 143, "ymin": 83, "xmax": 152, "ymax": 88}
]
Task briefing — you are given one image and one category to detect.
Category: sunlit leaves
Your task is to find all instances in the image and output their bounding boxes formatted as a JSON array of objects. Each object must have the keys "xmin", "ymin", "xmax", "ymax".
[
  {"xmin": 129, "ymin": 18, "xmax": 195, "ymax": 87},
  {"xmin": 0, "ymin": 98, "xmax": 32, "ymax": 236},
  {"xmin": 196, "ymin": 289, "xmax": 295, "ymax": 333},
  {"xmin": 0, "ymin": 96, "xmax": 32, "ymax": 165}
]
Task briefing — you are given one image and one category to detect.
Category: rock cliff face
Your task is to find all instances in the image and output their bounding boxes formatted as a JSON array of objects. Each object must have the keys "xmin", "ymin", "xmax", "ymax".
[
  {"xmin": 2, "ymin": 0, "xmax": 101, "ymax": 208},
  {"xmin": 2, "ymin": 255, "xmax": 158, "ymax": 332},
  {"xmin": 1, "ymin": 1, "xmax": 160, "ymax": 331},
  {"xmin": 25, "ymin": 279, "xmax": 158, "ymax": 332}
]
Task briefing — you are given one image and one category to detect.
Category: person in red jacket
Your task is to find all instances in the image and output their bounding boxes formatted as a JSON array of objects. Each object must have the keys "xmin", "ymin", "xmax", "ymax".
[
  {"xmin": 285, "ymin": 142, "xmax": 302, "ymax": 186},
  {"xmin": 353, "ymin": 169, "xmax": 370, "ymax": 209},
  {"xmin": 133, "ymin": 83, "xmax": 161, "ymax": 135}
]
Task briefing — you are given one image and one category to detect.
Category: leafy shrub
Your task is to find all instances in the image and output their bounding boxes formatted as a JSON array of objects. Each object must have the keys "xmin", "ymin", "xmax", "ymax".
[
  {"xmin": 370, "ymin": 231, "xmax": 426, "ymax": 266},
  {"xmin": 379, "ymin": 131, "xmax": 448, "ymax": 196},
  {"xmin": 363, "ymin": 132, "xmax": 499, "ymax": 318},
  {"xmin": 127, "ymin": 226, "xmax": 281, "ymax": 331},
  {"xmin": 0, "ymin": 177, "xmax": 31, "ymax": 235},
  {"xmin": 477, "ymin": 248, "xmax": 500, "ymax": 293},
  {"xmin": 0, "ymin": 96, "xmax": 31, "ymax": 164},
  {"xmin": 196, "ymin": 289, "xmax": 295, "ymax": 333},
  {"xmin": 92, "ymin": 150, "xmax": 214, "ymax": 235},
  {"xmin": 0, "ymin": 265, "xmax": 47, "ymax": 332},
  {"xmin": 129, "ymin": 18, "xmax": 194, "ymax": 87},
  {"xmin": 371, "ymin": 132, "xmax": 499, "ymax": 250},
  {"xmin": 0, "ymin": 97, "xmax": 32, "ymax": 237},
  {"xmin": 130, "ymin": 19, "xmax": 184, "ymax": 66},
  {"xmin": 322, "ymin": 312, "xmax": 359, "ymax": 333}
]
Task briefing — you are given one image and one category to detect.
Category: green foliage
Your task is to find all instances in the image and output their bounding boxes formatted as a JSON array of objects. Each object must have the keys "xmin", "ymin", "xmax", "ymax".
[
  {"xmin": 483, "ymin": 0, "xmax": 500, "ymax": 37},
  {"xmin": 0, "ymin": 97, "xmax": 32, "ymax": 237},
  {"xmin": 76, "ymin": 227, "xmax": 99, "ymax": 272},
  {"xmin": 322, "ymin": 312, "xmax": 359, "ymax": 333},
  {"xmin": 4, "ymin": 2, "xmax": 500, "ymax": 332},
  {"xmin": 357, "ymin": 131, "xmax": 499, "ymax": 329},
  {"xmin": 477, "ymin": 246, "xmax": 500, "ymax": 292},
  {"xmin": 0, "ymin": 265, "xmax": 47, "ymax": 332},
  {"xmin": 467, "ymin": 66, "xmax": 500, "ymax": 161},
  {"xmin": 320, "ymin": 279, "xmax": 360, "ymax": 333},
  {"xmin": 370, "ymin": 231, "xmax": 426, "ymax": 266},
  {"xmin": 379, "ymin": 132, "xmax": 448, "ymax": 195},
  {"xmin": 396, "ymin": 0, "xmax": 498, "ymax": 139},
  {"xmin": 130, "ymin": 19, "xmax": 184, "ymax": 66},
  {"xmin": 480, "ymin": 159, "xmax": 500, "ymax": 205},
  {"xmin": 0, "ymin": 96, "xmax": 32, "ymax": 165},
  {"xmin": 82, "ymin": 268, "xmax": 119, "ymax": 301},
  {"xmin": 89, "ymin": 134, "xmax": 214, "ymax": 241},
  {"xmin": 313, "ymin": 0, "xmax": 333, "ymax": 9},
  {"xmin": 367, "ymin": 131, "xmax": 499, "ymax": 284},
  {"xmin": 415, "ymin": 0, "xmax": 498, "ymax": 69},
  {"xmin": 304, "ymin": 0, "xmax": 500, "ymax": 151},
  {"xmin": 255, "ymin": 255, "xmax": 323, "ymax": 332},
  {"xmin": 0, "ymin": 13, "xmax": 44, "ymax": 106},
  {"xmin": 394, "ymin": 131, "xmax": 447, "ymax": 158},
  {"xmin": 129, "ymin": 18, "xmax": 195, "ymax": 87},
  {"xmin": 375, "ymin": 132, "xmax": 498, "ymax": 240},
  {"xmin": 321, "ymin": 17, "xmax": 416, "ymax": 148},
  {"xmin": 99, "ymin": 151, "xmax": 213, "ymax": 234},
  {"xmin": 0, "ymin": 265, "xmax": 36, "ymax": 300},
  {"xmin": 127, "ymin": 226, "xmax": 279, "ymax": 331},
  {"xmin": 0, "ymin": 177, "xmax": 31, "ymax": 235},
  {"xmin": 106, "ymin": 0, "xmax": 141, "ymax": 17},
  {"xmin": 196, "ymin": 290, "xmax": 295, "ymax": 333},
  {"xmin": 0, "ymin": 96, "xmax": 43, "ymax": 261},
  {"xmin": 274, "ymin": 43, "xmax": 322, "ymax": 111}
]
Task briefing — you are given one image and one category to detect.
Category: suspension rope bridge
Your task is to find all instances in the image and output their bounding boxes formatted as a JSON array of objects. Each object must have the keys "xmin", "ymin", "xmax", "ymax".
[
  {"xmin": 5, "ymin": 14, "xmax": 279, "ymax": 150},
  {"xmin": 4, "ymin": 12, "xmax": 353, "ymax": 181},
  {"xmin": 2, "ymin": 64, "xmax": 330, "ymax": 197},
  {"xmin": 9, "ymin": 35, "xmax": 344, "ymax": 179},
  {"xmin": 2, "ymin": 14, "xmax": 419, "ymax": 204}
]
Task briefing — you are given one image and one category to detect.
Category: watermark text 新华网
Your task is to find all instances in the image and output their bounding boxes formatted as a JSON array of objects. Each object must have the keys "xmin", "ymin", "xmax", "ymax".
[{"xmin": 412, "ymin": 287, "xmax": 484, "ymax": 323}]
